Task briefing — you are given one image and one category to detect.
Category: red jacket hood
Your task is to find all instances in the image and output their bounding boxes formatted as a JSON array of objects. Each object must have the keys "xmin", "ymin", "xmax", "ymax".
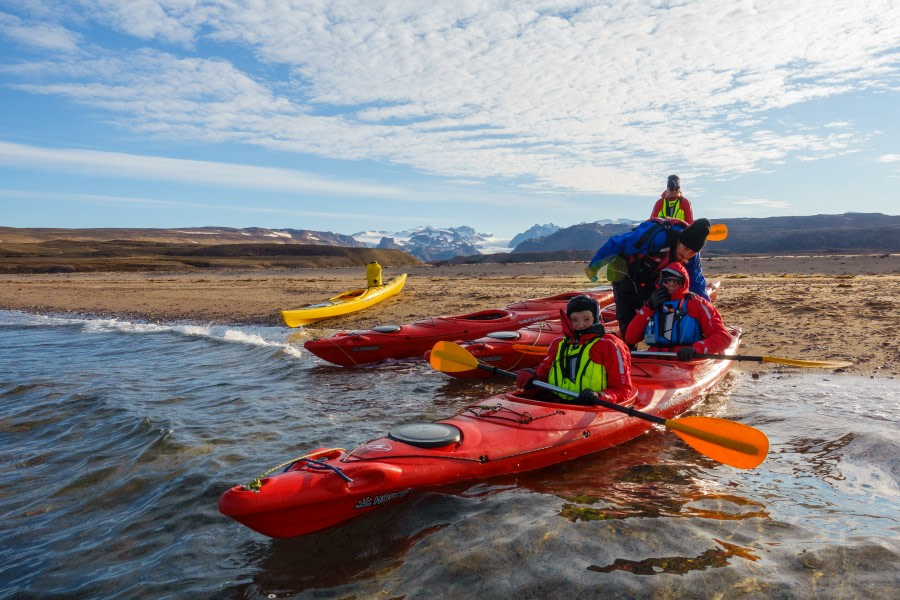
[{"xmin": 658, "ymin": 261, "xmax": 690, "ymax": 300}]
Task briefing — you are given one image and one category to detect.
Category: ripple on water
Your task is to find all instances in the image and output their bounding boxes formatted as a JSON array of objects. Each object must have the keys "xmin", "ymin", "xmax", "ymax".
[{"xmin": 1, "ymin": 312, "xmax": 898, "ymax": 598}]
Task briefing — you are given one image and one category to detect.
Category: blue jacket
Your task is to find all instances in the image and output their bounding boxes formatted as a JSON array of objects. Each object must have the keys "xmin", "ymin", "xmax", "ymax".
[{"xmin": 587, "ymin": 220, "xmax": 709, "ymax": 300}]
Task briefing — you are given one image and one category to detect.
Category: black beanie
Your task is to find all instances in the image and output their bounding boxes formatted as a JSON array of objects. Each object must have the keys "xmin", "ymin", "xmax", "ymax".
[
  {"xmin": 566, "ymin": 294, "xmax": 599, "ymax": 322},
  {"xmin": 678, "ymin": 218, "xmax": 711, "ymax": 252},
  {"xmin": 667, "ymin": 174, "xmax": 680, "ymax": 190}
]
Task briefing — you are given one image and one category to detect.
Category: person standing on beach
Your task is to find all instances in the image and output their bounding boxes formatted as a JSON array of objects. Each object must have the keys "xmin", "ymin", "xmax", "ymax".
[
  {"xmin": 584, "ymin": 217, "xmax": 711, "ymax": 343},
  {"xmin": 650, "ymin": 175, "xmax": 694, "ymax": 224},
  {"xmin": 516, "ymin": 295, "xmax": 634, "ymax": 405},
  {"xmin": 624, "ymin": 262, "xmax": 731, "ymax": 360}
]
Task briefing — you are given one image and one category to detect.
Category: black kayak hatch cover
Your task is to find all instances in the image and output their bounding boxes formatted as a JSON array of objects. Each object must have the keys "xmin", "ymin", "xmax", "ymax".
[
  {"xmin": 387, "ymin": 423, "xmax": 462, "ymax": 448},
  {"xmin": 372, "ymin": 325, "xmax": 402, "ymax": 333},
  {"xmin": 486, "ymin": 331, "xmax": 520, "ymax": 340}
]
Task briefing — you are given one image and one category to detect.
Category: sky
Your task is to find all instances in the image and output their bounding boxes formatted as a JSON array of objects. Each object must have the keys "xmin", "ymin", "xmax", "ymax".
[{"xmin": 1, "ymin": 1, "xmax": 899, "ymax": 240}]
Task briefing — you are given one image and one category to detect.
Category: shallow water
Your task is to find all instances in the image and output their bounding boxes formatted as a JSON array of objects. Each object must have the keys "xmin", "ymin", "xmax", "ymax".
[{"xmin": 0, "ymin": 310, "xmax": 897, "ymax": 599}]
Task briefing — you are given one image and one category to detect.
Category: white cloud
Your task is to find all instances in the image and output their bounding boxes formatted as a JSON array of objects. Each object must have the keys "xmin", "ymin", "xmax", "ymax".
[
  {"xmin": 80, "ymin": 0, "xmax": 204, "ymax": 45},
  {"xmin": 0, "ymin": 12, "xmax": 79, "ymax": 52},
  {"xmin": 877, "ymin": 154, "xmax": 900, "ymax": 163},
  {"xmin": 3, "ymin": 0, "xmax": 900, "ymax": 196},
  {"xmin": 0, "ymin": 140, "xmax": 573, "ymax": 213},
  {"xmin": 0, "ymin": 141, "xmax": 409, "ymax": 198},
  {"xmin": 0, "ymin": 187, "xmax": 434, "ymax": 224},
  {"xmin": 734, "ymin": 198, "xmax": 791, "ymax": 209}
]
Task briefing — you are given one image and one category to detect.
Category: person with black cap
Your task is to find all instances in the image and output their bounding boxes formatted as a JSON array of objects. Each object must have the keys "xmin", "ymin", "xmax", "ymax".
[
  {"xmin": 515, "ymin": 295, "xmax": 634, "ymax": 405},
  {"xmin": 650, "ymin": 175, "xmax": 694, "ymax": 224},
  {"xmin": 584, "ymin": 217, "xmax": 711, "ymax": 341},
  {"xmin": 624, "ymin": 262, "xmax": 731, "ymax": 360}
]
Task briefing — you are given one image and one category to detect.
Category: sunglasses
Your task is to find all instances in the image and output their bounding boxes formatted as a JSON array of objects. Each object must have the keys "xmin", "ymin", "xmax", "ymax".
[{"xmin": 661, "ymin": 277, "xmax": 685, "ymax": 285}]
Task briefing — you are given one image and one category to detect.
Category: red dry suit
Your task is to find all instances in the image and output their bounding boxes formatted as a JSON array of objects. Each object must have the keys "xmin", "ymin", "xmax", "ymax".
[
  {"xmin": 534, "ymin": 321, "xmax": 635, "ymax": 405},
  {"xmin": 650, "ymin": 191, "xmax": 694, "ymax": 224},
  {"xmin": 624, "ymin": 262, "xmax": 731, "ymax": 355}
]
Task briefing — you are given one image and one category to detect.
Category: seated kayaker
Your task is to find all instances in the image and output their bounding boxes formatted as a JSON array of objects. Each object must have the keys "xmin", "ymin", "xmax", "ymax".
[
  {"xmin": 624, "ymin": 262, "xmax": 731, "ymax": 360},
  {"xmin": 516, "ymin": 295, "xmax": 634, "ymax": 405}
]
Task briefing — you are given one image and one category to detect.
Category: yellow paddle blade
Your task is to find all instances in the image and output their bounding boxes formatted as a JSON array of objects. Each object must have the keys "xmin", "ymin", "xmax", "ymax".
[
  {"xmin": 761, "ymin": 356, "xmax": 851, "ymax": 369},
  {"xmin": 512, "ymin": 344, "xmax": 550, "ymax": 356},
  {"xmin": 665, "ymin": 416, "xmax": 769, "ymax": 469},
  {"xmin": 707, "ymin": 223, "xmax": 728, "ymax": 242},
  {"xmin": 430, "ymin": 341, "xmax": 480, "ymax": 373}
]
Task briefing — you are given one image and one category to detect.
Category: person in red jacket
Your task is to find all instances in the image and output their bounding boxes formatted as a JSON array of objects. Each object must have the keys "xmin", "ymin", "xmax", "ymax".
[
  {"xmin": 624, "ymin": 262, "xmax": 731, "ymax": 360},
  {"xmin": 650, "ymin": 174, "xmax": 694, "ymax": 224},
  {"xmin": 516, "ymin": 295, "xmax": 634, "ymax": 405}
]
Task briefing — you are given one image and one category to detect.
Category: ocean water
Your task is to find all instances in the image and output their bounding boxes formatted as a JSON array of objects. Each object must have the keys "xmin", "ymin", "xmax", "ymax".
[{"xmin": 0, "ymin": 310, "xmax": 897, "ymax": 599}]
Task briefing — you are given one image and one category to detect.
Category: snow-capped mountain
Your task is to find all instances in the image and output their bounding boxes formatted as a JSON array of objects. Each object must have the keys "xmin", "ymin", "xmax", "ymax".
[
  {"xmin": 351, "ymin": 219, "xmax": 640, "ymax": 260},
  {"xmin": 508, "ymin": 223, "xmax": 560, "ymax": 248},
  {"xmin": 352, "ymin": 226, "xmax": 511, "ymax": 261},
  {"xmin": 593, "ymin": 218, "xmax": 639, "ymax": 226},
  {"xmin": 512, "ymin": 218, "xmax": 642, "ymax": 253}
]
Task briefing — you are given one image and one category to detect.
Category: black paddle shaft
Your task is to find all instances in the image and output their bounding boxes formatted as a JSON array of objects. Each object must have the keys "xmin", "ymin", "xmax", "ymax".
[{"xmin": 632, "ymin": 351, "xmax": 759, "ymax": 362}]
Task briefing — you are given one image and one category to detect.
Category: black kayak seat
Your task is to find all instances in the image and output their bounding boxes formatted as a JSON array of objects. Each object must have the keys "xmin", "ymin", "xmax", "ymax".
[{"xmin": 387, "ymin": 423, "xmax": 461, "ymax": 448}]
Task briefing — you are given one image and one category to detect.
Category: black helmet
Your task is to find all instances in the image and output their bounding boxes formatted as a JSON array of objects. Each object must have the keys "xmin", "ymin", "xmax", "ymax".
[
  {"xmin": 666, "ymin": 174, "xmax": 680, "ymax": 191},
  {"xmin": 566, "ymin": 294, "xmax": 600, "ymax": 324}
]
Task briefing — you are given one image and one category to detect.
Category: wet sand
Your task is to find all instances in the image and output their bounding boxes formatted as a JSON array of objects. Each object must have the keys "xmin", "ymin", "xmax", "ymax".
[{"xmin": 1, "ymin": 253, "xmax": 897, "ymax": 377}]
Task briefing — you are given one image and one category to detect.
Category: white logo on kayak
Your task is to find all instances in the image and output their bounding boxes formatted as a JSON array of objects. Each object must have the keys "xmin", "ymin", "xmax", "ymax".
[
  {"xmin": 366, "ymin": 443, "xmax": 393, "ymax": 452},
  {"xmin": 354, "ymin": 489, "xmax": 411, "ymax": 509},
  {"xmin": 518, "ymin": 315, "xmax": 550, "ymax": 325}
]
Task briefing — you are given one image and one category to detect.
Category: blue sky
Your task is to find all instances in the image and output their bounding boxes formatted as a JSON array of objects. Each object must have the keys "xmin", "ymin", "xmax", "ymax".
[{"xmin": 1, "ymin": 1, "xmax": 898, "ymax": 240}]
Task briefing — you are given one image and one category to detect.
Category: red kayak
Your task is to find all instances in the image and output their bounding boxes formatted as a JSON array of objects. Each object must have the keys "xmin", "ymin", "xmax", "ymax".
[
  {"xmin": 303, "ymin": 288, "xmax": 614, "ymax": 367},
  {"xmin": 426, "ymin": 319, "xmax": 570, "ymax": 377},
  {"xmin": 424, "ymin": 280, "xmax": 721, "ymax": 378},
  {"xmin": 220, "ymin": 327, "xmax": 742, "ymax": 539}
]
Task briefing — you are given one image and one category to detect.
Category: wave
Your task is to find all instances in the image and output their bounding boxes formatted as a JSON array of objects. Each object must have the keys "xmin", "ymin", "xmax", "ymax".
[{"xmin": 0, "ymin": 309, "xmax": 304, "ymax": 357}]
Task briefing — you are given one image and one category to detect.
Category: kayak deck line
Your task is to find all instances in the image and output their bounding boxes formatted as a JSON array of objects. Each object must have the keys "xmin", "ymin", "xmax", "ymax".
[
  {"xmin": 339, "ymin": 402, "xmax": 608, "ymax": 466},
  {"xmin": 242, "ymin": 447, "xmax": 347, "ymax": 491},
  {"xmin": 456, "ymin": 402, "xmax": 566, "ymax": 424}
]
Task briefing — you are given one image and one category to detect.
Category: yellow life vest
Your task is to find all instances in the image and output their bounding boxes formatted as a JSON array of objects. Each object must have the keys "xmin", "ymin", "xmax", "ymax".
[
  {"xmin": 657, "ymin": 196, "xmax": 686, "ymax": 221},
  {"xmin": 548, "ymin": 337, "xmax": 608, "ymax": 401}
]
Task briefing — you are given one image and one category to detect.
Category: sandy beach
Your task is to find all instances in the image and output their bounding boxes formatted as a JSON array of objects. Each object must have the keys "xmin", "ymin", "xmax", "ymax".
[{"xmin": 1, "ymin": 253, "xmax": 897, "ymax": 377}]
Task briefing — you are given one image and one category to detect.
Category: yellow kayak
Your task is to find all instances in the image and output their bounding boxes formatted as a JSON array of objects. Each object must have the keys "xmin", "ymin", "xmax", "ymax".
[{"xmin": 280, "ymin": 273, "xmax": 407, "ymax": 327}]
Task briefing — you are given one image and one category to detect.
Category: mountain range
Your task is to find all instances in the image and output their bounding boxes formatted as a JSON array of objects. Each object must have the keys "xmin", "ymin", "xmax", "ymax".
[
  {"xmin": 508, "ymin": 223, "xmax": 561, "ymax": 248},
  {"xmin": 1, "ymin": 213, "xmax": 897, "ymax": 274},
  {"xmin": 351, "ymin": 226, "xmax": 505, "ymax": 261},
  {"xmin": 350, "ymin": 220, "xmax": 640, "ymax": 261},
  {"xmin": 510, "ymin": 213, "xmax": 900, "ymax": 256},
  {"xmin": 0, "ymin": 226, "xmax": 363, "ymax": 247},
  {"xmin": 349, "ymin": 214, "xmax": 900, "ymax": 262}
]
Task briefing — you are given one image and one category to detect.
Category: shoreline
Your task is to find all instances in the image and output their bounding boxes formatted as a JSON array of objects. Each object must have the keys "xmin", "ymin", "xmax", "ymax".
[{"xmin": 1, "ymin": 254, "xmax": 897, "ymax": 377}]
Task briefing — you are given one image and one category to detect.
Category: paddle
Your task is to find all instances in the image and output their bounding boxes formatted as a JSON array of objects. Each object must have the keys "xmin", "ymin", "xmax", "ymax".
[
  {"xmin": 632, "ymin": 350, "xmax": 851, "ymax": 369},
  {"xmin": 708, "ymin": 223, "xmax": 728, "ymax": 242},
  {"xmin": 430, "ymin": 341, "xmax": 769, "ymax": 469},
  {"xmin": 511, "ymin": 344, "xmax": 850, "ymax": 369}
]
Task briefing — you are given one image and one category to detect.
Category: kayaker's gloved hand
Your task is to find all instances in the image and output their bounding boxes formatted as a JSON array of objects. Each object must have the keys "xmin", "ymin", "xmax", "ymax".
[
  {"xmin": 516, "ymin": 368, "xmax": 537, "ymax": 389},
  {"xmin": 677, "ymin": 347, "xmax": 697, "ymax": 361},
  {"xmin": 648, "ymin": 288, "xmax": 670, "ymax": 311},
  {"xmin": 584, "ymin": 265, "xmax": 599, "ymax": 283},
  {"xmin": 578, "ymin": 389, "xmax": 598, "ymax": 405}
]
